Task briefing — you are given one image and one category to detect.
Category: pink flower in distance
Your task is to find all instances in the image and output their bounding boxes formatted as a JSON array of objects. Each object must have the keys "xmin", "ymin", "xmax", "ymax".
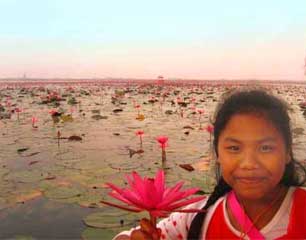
[
  {"xmin": 49, "ymin": 109, "xmax": 57, "ymax": 115},
  {"xmin": 101, "ymin": 170, "xmax": 205, "ymax": 217},
  {"xmin": 156, "ymin": 136, "xmax": 168, "ymax": 149},
  {"xmin": 31, "ymin": 117, "xmax": 38, "ymax": 124},
  {"xmin": 15, "ymin": 108, "xmax": 22, "ymax": 113},
  {"xmin": 205, "ymin": 125, "xmax": 214, "ymax": 134},
  {"xmin": 135, "ymin": 130, "xmax": 144, "ymax": 136},
  {"xmin": 197, "ymin": 109, "xmax": 204, "ymax": 114}
]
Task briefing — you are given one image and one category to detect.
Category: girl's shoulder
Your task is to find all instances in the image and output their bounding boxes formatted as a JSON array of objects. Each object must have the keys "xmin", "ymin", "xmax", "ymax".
[{"xmin": 295, "ymin": 186, "xmax": 306, "ymax": 195}]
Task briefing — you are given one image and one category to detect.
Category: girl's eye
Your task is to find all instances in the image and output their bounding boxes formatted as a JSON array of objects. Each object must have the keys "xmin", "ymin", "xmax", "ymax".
[
  {"xmin": 226, "ymin": 146, "xmax": 240, "ymax": 152},
  {"xmin": 260, "ymin": 145, "xmax": 274, "ymax": 152}
]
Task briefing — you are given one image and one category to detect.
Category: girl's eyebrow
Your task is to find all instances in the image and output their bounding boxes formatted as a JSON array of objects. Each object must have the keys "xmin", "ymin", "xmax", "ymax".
[
  {"xmin": 223, "ymin": 137, "xmax": 241, "ymax": 143},
  {"xmin": 223, "ymin": 137, "xmax": 277, "ymax": 143},
  {"xmin": 257, "ymin": 137, "xmax": 278, "ymax": 144}
]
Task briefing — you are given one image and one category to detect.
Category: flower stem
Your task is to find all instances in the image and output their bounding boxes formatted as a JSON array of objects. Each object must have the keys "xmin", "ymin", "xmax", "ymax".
[
  {"xmin": 162, "ymin": 149, "xmax": 166, "ymax": 162},
  {"xmin": 140, "ymin": 136, "xmax": 143, "ymax": 149},
  {"xmin": 150, "ymin": 213, "xmax": 157, "ymax": 227}
]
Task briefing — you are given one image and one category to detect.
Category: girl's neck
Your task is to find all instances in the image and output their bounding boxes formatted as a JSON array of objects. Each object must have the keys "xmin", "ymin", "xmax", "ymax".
[{"xmin": 228, "ymin": 185, "xmax": 289, "ymax": 230}]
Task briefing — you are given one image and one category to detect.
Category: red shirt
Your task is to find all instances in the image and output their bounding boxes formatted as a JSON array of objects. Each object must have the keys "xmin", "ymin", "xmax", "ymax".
[{"xmin": 206, "ymin": 188, "xmax": 306, "ymax": 239}]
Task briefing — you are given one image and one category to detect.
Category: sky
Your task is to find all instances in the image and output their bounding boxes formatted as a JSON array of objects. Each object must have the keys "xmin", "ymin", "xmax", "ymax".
[{"xmin": 0, "ymin": 0, "xmax": 306, "ymax": 80}]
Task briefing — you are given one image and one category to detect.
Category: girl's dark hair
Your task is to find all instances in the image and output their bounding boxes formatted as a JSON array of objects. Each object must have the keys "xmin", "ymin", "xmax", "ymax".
[{"xmin": 188, "ymin": 89, "xmax": 306, "ymax": 239}]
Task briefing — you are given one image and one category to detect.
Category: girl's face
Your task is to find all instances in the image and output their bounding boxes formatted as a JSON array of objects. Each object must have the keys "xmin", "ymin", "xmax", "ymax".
[{"xmin": 217, "ymin": 113, "xmax": 290, "ymax": 201}]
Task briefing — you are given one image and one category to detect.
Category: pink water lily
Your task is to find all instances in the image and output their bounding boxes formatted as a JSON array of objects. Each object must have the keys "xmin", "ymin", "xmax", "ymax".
[
  {"xmin": 15, "ymin": 107, "xmax": 22, "ymax": 122},
  {"xmin": 15, "ymin": 107, "xmax": 22, "ymax": 113},
  {"xmin": 156, "ymin": 136, "xmax": 168, "ymax": 149},
  {"xmin": 101, "ymin": 169, "xmax": 205, "ymax": 218},
  {"xmin": 135, "ymin": 130, "xmax": 144, "ymax": 136},
  {"xmin": 31, "ymin": 116, "xmax": 38, "ymax": 128},
  {"xmin": 157, "ymin": 136, "xmax": 168, "ymax": 162},
  {"xmin": 135, "ymin": 130, "xmax": 144, "ymax": 149},
  {"xmin": 49, "ymin": 109, "xmax": 57, "ymax": 115},
  {"xmin": 205, "ymin": 124, "xmax": 214, "ymax": 134},
  {"xmin": 197, "ymin": 109, "xmax": 205, "ymax": 129}
]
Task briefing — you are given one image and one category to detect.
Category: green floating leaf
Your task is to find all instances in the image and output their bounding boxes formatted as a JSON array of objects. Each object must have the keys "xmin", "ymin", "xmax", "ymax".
[
  {"xmin": 13, "ymin": 235, "xmax": 36, "ymax": 240},
  {"xmin": 77, "ymin": 192, "xmax": 104, "ymax": 208},
  {"xmin": 108, "ymin": 161, "xmax": 142, "ymax": 171},
  {"xmin": 17, "ymin": 147, "xmax": 29, "ymax": 153},
  {"xmin": 82, "ymin": 227, "xmax": 117, "ymax": 240},
  {"xmin": 83, "ymin": 210, "xmax": 145, "ymax": 229},
  {"xmin": 191, "ymin": 175, "xmax": 216, "ymax": 193},
  {"xmin": 0, "ymin": 168, "xmax": 10, "ymax": 177},
  {"xmin": 44, "ymin": 185, "xmax": 84, "ymax": 201},
  {"xmin": 0, "ymin": 197, "xmax": 8, "ymax": 210},
  {"xmin": 11, "ymin": 189, "xmax": 42, "ymax": 204},
  {"xmin": 72, "ymin": 160, "xmax": 105, "ymax": 170},
  {"xmin": 102, "ymin": 173, "xmax": 127, "ymax": 187},
  {"xmin": 4, "ymin": 170, "xmax": 47, "ymax": 183},
  {"xmin": 60, "ymin": 114, "xmax": 73, "ymax": 122}
]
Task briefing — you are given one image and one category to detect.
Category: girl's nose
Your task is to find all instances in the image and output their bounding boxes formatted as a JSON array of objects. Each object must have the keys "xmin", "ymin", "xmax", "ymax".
[{"xmin": 239, "ymin": 149, "xmax": 260, "ymax": 169}]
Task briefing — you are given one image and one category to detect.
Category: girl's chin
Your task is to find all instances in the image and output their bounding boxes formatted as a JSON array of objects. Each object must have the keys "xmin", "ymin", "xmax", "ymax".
[{"xmin": 232, "ymin": 188, "xmax": 268, "ymax": 201}]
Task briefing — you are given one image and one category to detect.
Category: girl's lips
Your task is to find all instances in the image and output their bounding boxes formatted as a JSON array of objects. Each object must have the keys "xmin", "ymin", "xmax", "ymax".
[{"xmin": 235, "ymin": 176, "xmax": 266, "ymax": 184}]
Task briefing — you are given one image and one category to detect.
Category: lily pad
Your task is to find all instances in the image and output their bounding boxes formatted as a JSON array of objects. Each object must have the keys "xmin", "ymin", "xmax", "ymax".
[
  {"xmin": 82, "ymin": 227, "xmax": 119, "ymax": 240},
  {"xmin": 113, "ymin": 108, "xmax": 123, "ymax": 113},
  {"xmin": 83, "ymin": 211, "xmax": 145, "ymax": 229},
  {"xmin": 135, "ymin": 114, "xmax": 145, "ymax": 121},
  {"xmin": 0, "ymin": 167, "xmax": 9, "ymax": 177},
  {"xmin": 108, "ymin": 162, "xmax": 142, "ymax": 171},
  {"xmin": 13, "ymin": 235, "xmax": 36, "ymax": 240},
  {"xmin": 60, "ymin": 114, "xmax": 73, "ymax": 122},
  {"xmin": 17, "ymin": 147, "xmax": 29, "ymax": 153},
  {"xmin": 77, "ymin": 191, "xmax": 106, "ymax": 208},
  {"xmin": 68, "ymin": 135, "xmax": 82, "ymax": 141},
  {"xmin": 4, "ymin": 170, "xmax": 47, "ymax": 183},
  {"xmin": 0, "ymin": 197, "xmax": 9, "ymax": 210},
  {"xmin": 293, "ymin": 127, "xmax": 304, "ymax": 135},
  {"xmin": 91, "ymin": 109, "xmax": 101, "ymax": 114},
  {"xmin": 13, "ymin": 189, "xmax": 42, "ymax": 203},
  {"xmin": 44, "ymin": 185, "xmax": 85, "ymax": 200},
  {"xmin": 191, "ymin": 175, "xmax": 215, "ymax": 193}
]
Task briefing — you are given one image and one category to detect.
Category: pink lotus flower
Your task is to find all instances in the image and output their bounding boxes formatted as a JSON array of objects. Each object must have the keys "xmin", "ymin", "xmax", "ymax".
[
  {"xmin": 156, "ymin": 136, "xmax": 168, "ymax": 150},
  {"xmin": 135, "ymin": 130, "xmax": 144, "ymax": 148},
  {"xmin": 134, "ymin": 104, "xmax": 141, "ymax": 115},
  {"xmin": 49, "ymin": 109, "xmax": 57, "ymax": 115},
  {"xmin": 197, "ymin": 109, "xmax": 205, "ymax": 129},
  {"xmin": 205, "ymin": 124, "xmax": 214, "ymax": 149},
  {"xmin": 157, "ymin": 136, "xmax": 169, "ymax": 162},
  {"xmin": 197, "ymin": 109, "xmax": 204, "ymax": 115},
  {"xmin": 15, "ymin": 108, "xmax": 22, "ymax": 113},
  {"xmin": 205, "ymin": 124, "xmax": 214, "ymax": 134},
  {"xmin": 31, "ymin": 116, "xmax": 38, "ymax": 128},
  {"xmin": 101, "ymin": 170, "xmax": 205, "ymax": 218},
  {"xmin": 15, "ymin": 108, "xmax": 22, "ymax": 122},
  {"xmin": 135, "ymin": 130, "xmax": 144, "ymax": 136}
]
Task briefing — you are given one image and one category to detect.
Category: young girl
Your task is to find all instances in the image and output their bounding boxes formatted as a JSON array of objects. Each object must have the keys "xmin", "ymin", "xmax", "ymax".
[{"xmin": 115, "ymin": 89, "xmax": 306, "ymax": 240}]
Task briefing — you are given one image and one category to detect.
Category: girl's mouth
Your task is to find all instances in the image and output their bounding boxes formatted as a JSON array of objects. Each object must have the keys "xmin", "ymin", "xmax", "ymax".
[{"xmin": 235, "ymin": 176, "xmax": 266, "ymax": 184}]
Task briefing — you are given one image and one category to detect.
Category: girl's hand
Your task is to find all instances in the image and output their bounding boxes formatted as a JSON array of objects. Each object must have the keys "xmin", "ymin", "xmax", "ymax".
[{"xmin": 130, "ymin": 218, "xmax": 161, "ymax": 240}]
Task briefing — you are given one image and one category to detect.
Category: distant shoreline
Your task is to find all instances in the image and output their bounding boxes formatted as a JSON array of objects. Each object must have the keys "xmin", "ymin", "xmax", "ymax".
[
  {"xmin": 0, "ymin": 78, "xmax": 306, "ymax": 84},
  {"xmin": 0, "ymin": 78, "xmax": 305, "ymax": 85}
]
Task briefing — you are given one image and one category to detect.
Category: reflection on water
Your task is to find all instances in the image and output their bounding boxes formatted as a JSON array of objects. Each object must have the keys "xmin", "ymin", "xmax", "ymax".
[{"xmin": 0, "ymin": 197, "xmax": 98, "ymax": 239}]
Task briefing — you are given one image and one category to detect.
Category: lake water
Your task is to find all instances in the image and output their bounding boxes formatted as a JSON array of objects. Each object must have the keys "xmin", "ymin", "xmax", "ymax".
[{"xmin": 0, "ymin": 81, "xmax": 305, "ymax": 239}]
